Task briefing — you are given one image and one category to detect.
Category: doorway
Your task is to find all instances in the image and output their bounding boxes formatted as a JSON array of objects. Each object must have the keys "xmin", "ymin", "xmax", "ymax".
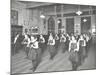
[
  {"xmin": 66, "ymin": 18, "xmax": 74, "ymax": 34},
  {"xmin": 81, "ymin": 16, "xmax": 91, "ymax": 34},
  {"xmin": 48, "ymin": 16, "xmax": 55, "ymax": 34},
  {"xmin": 58, "ymin": 19, "xmax": 62, "ymax": 34}
]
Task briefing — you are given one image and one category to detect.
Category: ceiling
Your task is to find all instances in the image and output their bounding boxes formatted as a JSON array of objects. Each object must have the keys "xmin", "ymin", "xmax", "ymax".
[
  {"xmin": 18, "ymin": 0, "xmax": 54, "ymax": 8},
  {"xmin": 11, "ymin": 0, "xmax": 96, "ymax": 10}
]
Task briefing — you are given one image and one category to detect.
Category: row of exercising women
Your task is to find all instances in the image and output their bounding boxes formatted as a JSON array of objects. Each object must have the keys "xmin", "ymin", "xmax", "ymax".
[{"xmin": 14, "ymin": 32, "xmax": 92, "ymax": 72}]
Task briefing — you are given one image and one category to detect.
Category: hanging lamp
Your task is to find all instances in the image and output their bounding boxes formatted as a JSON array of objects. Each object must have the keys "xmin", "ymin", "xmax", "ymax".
[
  {"xmin": 40, "ymin": 7, "xmax": 45, "ymax": 19},
  {"xmin": 76, "ymin": 5, "xmax": 83, "ymax": 15}
]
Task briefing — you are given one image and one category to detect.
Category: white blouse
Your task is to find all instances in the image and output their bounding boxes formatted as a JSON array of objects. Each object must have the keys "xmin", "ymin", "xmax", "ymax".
[
  {"xmin": 31, "ymin": 41, "xmax": 39, "ymax": 49},
  {"xmin": 60, "ymin": 35, "xmax": 66, "ymax": 42},
  {"xmin": 78, "ymin": 38, "xmax": 86, "ymax": 46},
  {"xmin": 69, "ymin": 40, "xmax": 79, "ymax": 52},
  {"xmin": 48, "ymin": 35, "xmax": 55, "ymax": 45},
  {"xmin": 40, "ymin": 35, "xmax": 45, "ymax": 43},
  {"xmin": 55, "ymin": 34, "xmax": 59, "ymax": 40},
  {"xmin": 14, "ymin": 34, "xmax": 19, "ymax": 44}
]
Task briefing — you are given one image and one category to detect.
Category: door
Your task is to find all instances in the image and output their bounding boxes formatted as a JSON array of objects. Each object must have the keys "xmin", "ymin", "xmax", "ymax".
[
  {"xmin": 66, "ymin": 18, "xmax": 74, "ymax": 34},
  {"xmin": 81, "ymin": 16, "xmax": 91, "ymax": 34},
  {"xmin": 48, "ymin": 16, "xmax": 55, "ymax": 34},
  {"xmin": 58, "ymin": 19, "xmax": 62, "ymax": 34}
]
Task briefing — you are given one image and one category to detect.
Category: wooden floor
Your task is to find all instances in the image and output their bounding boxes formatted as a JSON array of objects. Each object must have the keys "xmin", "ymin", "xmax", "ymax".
[{"xmin": 11, "ymin": 44, "xmax": 96, "ymax": 74}]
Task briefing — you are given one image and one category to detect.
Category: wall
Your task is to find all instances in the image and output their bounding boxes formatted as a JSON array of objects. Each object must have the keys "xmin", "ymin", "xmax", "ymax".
[
  {"xmin": 11, "ymin": 1, "xmax": 96, "ymax": 35},
  {"xmin": 42, "ymin": 5, "xmax": 96, "ymax": 34},
  {"xmin": 11, "ymin": 0, "xmax": 27, "ymax": 26},
  {"xmin": 23, "ymin": 9, "xmax": 47, "ymax": 34},
  {"xmin": 74, "ymin": 16, "xmax": 81, "ymax": 35},
  {"xmin": 91, "ymin": 15, "xmax": 96, "ymax": 29}
]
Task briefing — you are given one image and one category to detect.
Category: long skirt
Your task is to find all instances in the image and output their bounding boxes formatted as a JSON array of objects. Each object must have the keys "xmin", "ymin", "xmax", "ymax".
[
  {"xmin": 66, "ymin": 40, "xmax": 70, "ymax": 50},
  {"xmin": 69, "ymin": 51, "xmax": 79, "ymax": 70},
  {"xmin": 86, "ymin": 41, "xmax": 89, "ymax": 55},
  {"xmin": 69, "ymin": 51, "xmax": 79, "ymax": 63},
  {"xmin": 25, "ymin": 46, "xmax": 30, "ymax": 56},
  {"xmin": 39, "ymin": 43, "xmax": 46, "ymax": 54},
  {"xmin": 60, "ymin": 42, "xmax": 65, "ymax": 53},
  {"xmin": 55, "ymin": 40, "xmax": 59, "ymax": 50},
  {"xmin": 48, "ymin": 45, "xmax": 56, "ymax": 59},
  {"xmin": 28, "ymin": 48, "xmax": 42, "ymax": 71},
  {"xmin": 14, "ymin": 42, "xmax": 21, "ymax": 53},
  {"xmin": 28, "ymin": 48, "xmax": 42, "ymax": 61},
  {"xmin": 64, "ymin": 41, "xmax": 69, "ymax": 52},
  {"xmin": 81, "ymin": 46, "xmax": 86, "ymax": 58},
  {"xmin": 78, "ymin": 46, "xmax": 86, "ymax": 64},
  {"xmin": 23, "ymin": 44, "xmax": 28, "ymax": 55}
]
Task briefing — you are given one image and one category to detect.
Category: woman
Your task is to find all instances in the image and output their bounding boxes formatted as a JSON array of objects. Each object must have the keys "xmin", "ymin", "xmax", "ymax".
[
  {"xmin": 14, "ymin": 33, "xmax": 24, "ymax": 54},
  {"xmin": 75, "ymin": 35, "xmax": 80, "ymax": 42},
  {"xmin": 65, "ymin": 33, "xmax": 70, "ymax": 52},
  {"xmin": 28, "ymin": 35, "xmax": 42, "ymax": 72},
  {"xmin": 78, "ymin": 35, "xmax": 87, "ymax": 64},
  {"xmin": 14, "ymin": 33, "xmax": 20, "ymax": 54},
  {"xmin": 39, "ymin": 34, "xmax": 46, "ymax": 54},
  {"xmin": 54, "ymin": 33, "xmax": 60, "ymax": 50},
  {"xmin": 68, "ymin": 36, "xmax": 79, "ymax": 71},
  {"xmin": 60, "ymin": 33, "xmax": 66, "ymax": 53},
  {"xmin": 83, "ymin": 34, "xmax": 90, "ymax": 56},
  {"xmin": 48, "ymin": 33, "xmax": 56, "ymax": 60},
  {"xmin": 22, "ymin": 32, "xmax": 31, "ymax": 57}
]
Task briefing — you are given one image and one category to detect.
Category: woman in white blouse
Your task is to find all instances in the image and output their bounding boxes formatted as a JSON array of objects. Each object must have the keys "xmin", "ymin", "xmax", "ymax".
[
  {"xmin": 39, "ymin": 34, "xmax": 46, "ymax": 54},
  {"xmin": 68, "ymin": 36, "xmax": 80, "ymax": 71},
  {"xmin": 28, "ymin": 35, "xmax": 42, "ymax": 72},
  {"xmin": 54, "ymin": 33, "xmax": 60, "ymax": 50},
  {"xmin": 48, "ymin": 33, "xmax": 56, "ymax": 60},
  {"xmin": 60, "ymin": 33, "xmax": 66, "ymax": 53},
  {"xmin": 78, "ymin": 35, "xmax": 87, "ymax": 64}
]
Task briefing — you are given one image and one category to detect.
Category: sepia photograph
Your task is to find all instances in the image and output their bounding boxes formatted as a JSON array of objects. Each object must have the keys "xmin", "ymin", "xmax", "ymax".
[{"xmin": 11, "ymin": 0, "xmax": 96, "ymax": 74}]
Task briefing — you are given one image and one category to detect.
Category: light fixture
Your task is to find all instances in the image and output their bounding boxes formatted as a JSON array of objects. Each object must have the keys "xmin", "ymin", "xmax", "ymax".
[
  {"xmin": 92, "ymin": 28, "xmax": 96, "ymax": 33},
  {"xmin": 61, "ymin": 4, "xmax": 63, "ymax": 17},
  {"xmin": 91, "ymin": 25, "xmax": 96, "ymax": 34},
  {"xmin": 57, "ymin": 20, "xmax": 60, "ymax": 24},
  {"xmin": 76, "ymin": 5, "xmax": 83, "ymax": 15},
  {"xmin": 40, "ymin": 14, "xmax": 45, "ymax": 18},
  {"xmin": 40, "ymin": 8, "xmax": 45, "ymax": 19},
  {"xmin": 76, "ymin": 10, "xmax": 83, "ymax": 15},
  {"xmin": 35, "ymin": 26, "xmax": 38, "ymax": 29},
  {"xmin": 32, "ymin": 27, "xmax": 34, "ymax": 29},
  {"xmin": 83, "ymin": 19, "xmax": 87, "ymax": 22}
]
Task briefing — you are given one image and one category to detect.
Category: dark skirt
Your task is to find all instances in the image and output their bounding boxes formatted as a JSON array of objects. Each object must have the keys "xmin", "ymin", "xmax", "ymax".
[
  {"xmin": 78, "ymin": 46, "xmax": 86, "ymax": 64},
  {"xmin": 69, "ymin": 51, "xmax": 79, "ymax": 63},
  {"xmin": 48, "ymin": 45, "xmax": 57, "ymax": 58},
  {"xmin": 23, "ymin": 44, "xmax": 27, "ymax": 50},
  {"xmin": 28, "ymin": 48, "xmax": 42, "ymax": 61},
  {"xmin": 81, "ymin": 46, "xmax": 86, "ymax": 58},
  {"xmin": 39, "ymin": 43, "xmax": 46, "ymax": 53},
  {"xmin": 63, "ymin": 41, "xmax": 69, "ymax": 53},
  {"xmin": 30, "ymin": 48, "xmax": 42, "ymax": 71},
  {"xmin": 65, "ymin": 41, "xmax": 70, "ymax": 51},
  {"xmin": 86, "ymin": 41, "xmax": 89, "ymax": 54},
  {"xmin": 55, "ymin": 40, "xmax": 59, "ymax": 49},
  {"xmin": 14, "ymin": 42, "xmax": 21, "ymax": 53},
  {"xmin": 60, "ymin": 42, "xmax": 65, "ymax": 50},
  {"xmin": 69, "ymin": 50, "xmax": 80, "ymax": 70},
  {"xmin": 48, "ymin": 45, "xmax": 55, "ymax": 53},
  {"xmin": 25, "ymin": 46, "xmax": 30, "ymax": 56}
]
